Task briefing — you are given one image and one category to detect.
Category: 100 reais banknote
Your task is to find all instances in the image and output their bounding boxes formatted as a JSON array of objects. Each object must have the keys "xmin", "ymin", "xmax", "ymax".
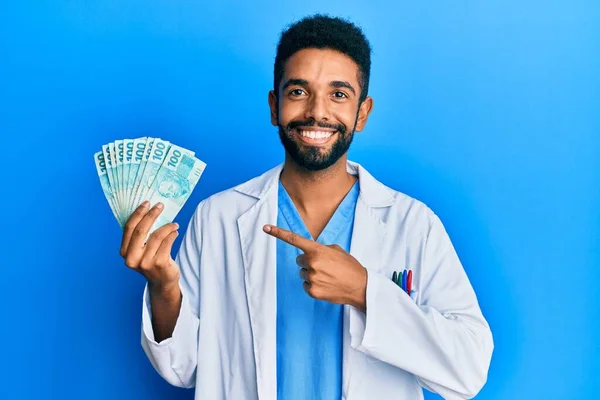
[{"xmin": 94, "ymin": 137, "xmax": 207, "ymax": 234}]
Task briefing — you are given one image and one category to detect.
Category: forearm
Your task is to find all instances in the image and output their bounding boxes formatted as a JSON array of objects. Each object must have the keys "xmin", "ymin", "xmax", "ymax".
[{"xmin": 148, "ymin": 282, "xmax": 182, "ymax": 343}]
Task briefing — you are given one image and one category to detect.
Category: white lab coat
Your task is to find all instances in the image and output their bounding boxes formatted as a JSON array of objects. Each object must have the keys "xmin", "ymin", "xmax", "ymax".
[{"xmin": 140, "ymin": 160, "xmax": 493, "ymax": 400}]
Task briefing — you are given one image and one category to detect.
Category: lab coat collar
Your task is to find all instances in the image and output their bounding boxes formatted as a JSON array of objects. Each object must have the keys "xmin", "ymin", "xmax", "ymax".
[{"xmin": 234, "ymin": 160, "xmax": 396, "ymax": 207}]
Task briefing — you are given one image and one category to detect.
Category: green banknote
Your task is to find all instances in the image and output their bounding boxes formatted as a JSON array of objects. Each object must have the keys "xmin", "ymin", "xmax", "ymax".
[{"xmin": 94, "ymin": 138, "xmax": 206, "ymax": 232}]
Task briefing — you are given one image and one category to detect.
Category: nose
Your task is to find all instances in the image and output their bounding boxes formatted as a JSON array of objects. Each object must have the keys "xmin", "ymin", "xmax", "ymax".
[{"xmin": 303, "ymin": 94, "xmax": 330, "ymax": 123}]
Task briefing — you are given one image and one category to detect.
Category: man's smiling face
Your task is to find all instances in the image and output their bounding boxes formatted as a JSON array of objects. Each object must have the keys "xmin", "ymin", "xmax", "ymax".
[{"xmin": 269, "ymin": 48, "xmax": 372, "ymax": 171}]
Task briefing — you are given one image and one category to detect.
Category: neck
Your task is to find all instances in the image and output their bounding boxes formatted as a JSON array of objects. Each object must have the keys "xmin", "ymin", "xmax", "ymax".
[{"xmin": 279, "ymin": 154, "xmax": 357, "ymax": 211}]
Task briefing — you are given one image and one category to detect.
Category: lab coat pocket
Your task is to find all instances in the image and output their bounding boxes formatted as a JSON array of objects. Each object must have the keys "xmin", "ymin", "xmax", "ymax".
[{"xmin": 409, "ymin": 289, "xmax": 418, "ymax": 302}]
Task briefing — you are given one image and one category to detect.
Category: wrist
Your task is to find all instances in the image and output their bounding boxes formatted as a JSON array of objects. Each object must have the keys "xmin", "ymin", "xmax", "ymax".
[
  {"xmin": 348, "ymin": 267, "xmax": 367, "ymax": 312},
  {"xmin": 148, "ymin": 279, "xmax": 180, "ymax": 300}
]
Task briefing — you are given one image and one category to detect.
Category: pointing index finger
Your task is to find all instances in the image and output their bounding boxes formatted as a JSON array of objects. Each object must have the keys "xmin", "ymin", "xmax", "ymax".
[{"xmin": 263, "ymin": 225, "xmax": 319, "ymax": 252}]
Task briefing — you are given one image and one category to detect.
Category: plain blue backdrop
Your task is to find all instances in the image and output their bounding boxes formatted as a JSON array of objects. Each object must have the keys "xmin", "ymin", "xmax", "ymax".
[{"xmin": 1, "ymin": 1, "xmax": 598, "ymax": 399}]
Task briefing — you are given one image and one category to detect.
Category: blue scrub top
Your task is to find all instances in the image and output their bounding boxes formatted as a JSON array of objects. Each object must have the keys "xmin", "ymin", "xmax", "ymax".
[{"xmin": 276, "ymin": 179, "xmax": 360, "ymax": 399}]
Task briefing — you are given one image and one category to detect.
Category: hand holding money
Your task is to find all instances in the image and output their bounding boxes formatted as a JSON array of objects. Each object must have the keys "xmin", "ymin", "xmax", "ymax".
[
  {"xmin": 94, "ymin": 137, "xmax": 205, "ymax": 341},
  {"xmin": 121, "ymin": 201, "xmax": 183, "ymax": 342},
  {"xmin": 120, "ymin": 201, "xmax": 181, "ymax": 292}
]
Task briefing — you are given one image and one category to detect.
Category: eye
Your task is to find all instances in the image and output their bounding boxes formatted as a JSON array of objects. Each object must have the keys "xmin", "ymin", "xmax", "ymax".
[
  {"xmin": 289, "ymin": 88, "xmax": 306, "ymax": 96},
  {"xmin": 333, "ymin": 91, "xmax": 348, "ymax": 99}
]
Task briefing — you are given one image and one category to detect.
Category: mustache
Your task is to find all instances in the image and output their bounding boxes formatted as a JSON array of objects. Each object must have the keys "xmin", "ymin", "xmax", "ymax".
[{"xmin": 286, "ymin": 119, "xmax": 346, "ymax": 135}]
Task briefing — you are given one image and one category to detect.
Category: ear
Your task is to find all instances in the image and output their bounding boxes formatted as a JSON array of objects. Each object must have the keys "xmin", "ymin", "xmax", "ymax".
[
  {"xmin": 354, "ymin": 96, "xmax": 374, "ymax": 132},
  {"xmin": 268, "ymin": 90, "xmax": 278, "ymax": 126}
]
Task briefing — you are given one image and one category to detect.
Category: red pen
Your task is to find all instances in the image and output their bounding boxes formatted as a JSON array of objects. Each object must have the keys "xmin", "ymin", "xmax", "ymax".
[{"xmin": 407, "ymin": 269, "xmax": 412, "ymax": 296}]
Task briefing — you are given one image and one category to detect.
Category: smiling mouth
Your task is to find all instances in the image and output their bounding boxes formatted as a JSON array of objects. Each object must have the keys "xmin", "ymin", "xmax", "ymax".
[{"xmin": 295, "ymin": 128, "xmax": 337, "ymax": 146}]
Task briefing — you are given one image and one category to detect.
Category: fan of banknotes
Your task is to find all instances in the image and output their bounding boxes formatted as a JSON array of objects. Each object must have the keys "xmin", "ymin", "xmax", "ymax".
[{"xmin": 94, "ymin": 137, "xmax": 207, "ymax": 234}]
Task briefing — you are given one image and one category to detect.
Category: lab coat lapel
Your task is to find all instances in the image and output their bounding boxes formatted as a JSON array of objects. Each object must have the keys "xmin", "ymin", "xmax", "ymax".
[
  {"xmin": 236, "ymin": 164, "xmax": 283, "ymax": 400},
  {"xmin": 344, "ymin": 192, "xmax": 388, "ymax": 346},
  {"xmin": 346, "ymin": 161, "xmax": 393, "ymax": 274},
  {"xmin": 343, "ymin": 162, "xmax": 394, "ymax": 397},
  {"xmin": 348, "ymin": 196, "xmax": 388, "ymax": 273}
]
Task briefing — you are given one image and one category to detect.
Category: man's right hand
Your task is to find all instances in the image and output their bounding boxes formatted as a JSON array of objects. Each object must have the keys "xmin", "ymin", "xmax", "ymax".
[{"xmin": 120, "ymin": 201, "xmax": 181, "ymax": 294}]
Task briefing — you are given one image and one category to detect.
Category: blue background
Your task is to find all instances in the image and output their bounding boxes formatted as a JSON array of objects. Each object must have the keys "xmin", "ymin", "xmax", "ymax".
[{"xmin": 1, "ymin": 1, "xmax": 598, "ymax": 399}]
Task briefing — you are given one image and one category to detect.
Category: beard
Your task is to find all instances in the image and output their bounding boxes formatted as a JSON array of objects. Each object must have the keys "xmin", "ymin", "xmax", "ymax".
[{"xmin": 278, "ymin": 116, "xmax": 357, "ymax": 171}]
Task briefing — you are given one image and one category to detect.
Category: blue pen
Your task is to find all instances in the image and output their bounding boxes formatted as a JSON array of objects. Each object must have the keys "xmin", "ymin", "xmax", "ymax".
[{"xmin": 402, "ymin": 270, "xmax": 407, "ymax": 291}]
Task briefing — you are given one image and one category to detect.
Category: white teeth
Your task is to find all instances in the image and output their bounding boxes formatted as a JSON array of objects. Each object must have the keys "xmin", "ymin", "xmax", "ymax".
[{"xmin": 299, "ymin": 130, "xmax": 334, "ymax": 139}]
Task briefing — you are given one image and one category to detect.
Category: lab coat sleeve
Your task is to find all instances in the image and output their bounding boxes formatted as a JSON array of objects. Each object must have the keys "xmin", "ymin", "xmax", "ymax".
[
  {"xmin": 351, "ymin": 212, "xmax": 494, "ymax": 399},
  {"xmin": 140, "ymin": 201, "xmax": 205, "ymax": 388}
]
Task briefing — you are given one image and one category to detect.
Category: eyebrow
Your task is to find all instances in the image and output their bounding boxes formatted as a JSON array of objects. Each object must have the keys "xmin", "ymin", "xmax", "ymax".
[
  {"xmin": 330, "ymin": 80, "xmax": 356, "ymax": 96},
  {"xmin": 281, "ymin": 78, "xmax": 356, "ymax": 96}
]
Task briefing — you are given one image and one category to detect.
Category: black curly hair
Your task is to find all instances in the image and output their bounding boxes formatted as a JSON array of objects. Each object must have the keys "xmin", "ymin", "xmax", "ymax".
[{"xmin": 273, "ymin": 14, "xmax": 372, "ymax": 103}]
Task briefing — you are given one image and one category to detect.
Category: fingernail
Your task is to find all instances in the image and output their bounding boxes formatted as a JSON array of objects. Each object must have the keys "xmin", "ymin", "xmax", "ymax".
[
  {"xmin": 263, "ymin": 225, "xmax": 271, "ymax": 233},
  {"xmin": 174, "ymin": 223, "xmax": 179, "ymax": 228},
  {"xmin": 141, "ymin": 201, "xmax": 149, "ymax": 208},
  {"xmin": 156, "ymin": 202, "xmax": 164, "ymax": 209}
]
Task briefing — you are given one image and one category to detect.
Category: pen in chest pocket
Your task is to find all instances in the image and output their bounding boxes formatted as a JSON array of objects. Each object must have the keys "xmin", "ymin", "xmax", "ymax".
[{"xmin": 392, "ymin": 269, "xmax": 413, "ymax": 296}]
